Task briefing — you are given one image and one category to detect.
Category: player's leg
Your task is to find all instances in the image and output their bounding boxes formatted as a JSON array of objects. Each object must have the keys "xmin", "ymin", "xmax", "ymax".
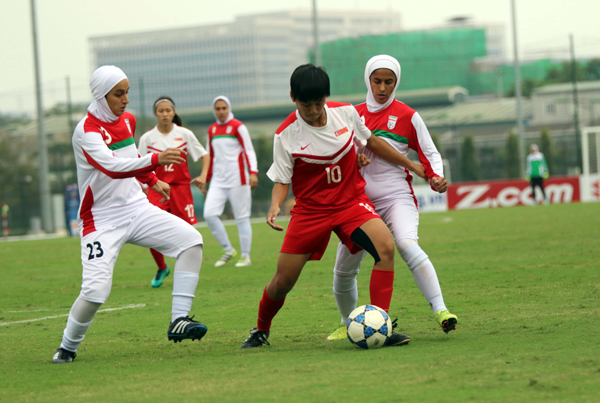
[
  {"xmin": 53, "ymin": 227, "xmax": 126, "ymax": 363},
  {"xmin": 229, "ymin": 184, "xmax": 252, "ymax": 267},
  {"xmin": 204, "ymin": 186, "xmax": 236, "ymax": 266},
  {"xmin": 382, "ymin": 197, "xmax": 457, "ymax": 333},
  {"xmin": 146, "ymin": 186, "xmax": 172, "ymax": 287},
  {"xmin": 327, "ymin": 242, "xmax": 366, "ymax": 339},
  {"xmin": 128, "ymin": 205, "xmax": 207, "ymax": 342},
  {"xmin": 242, "ymin": 252, "xmax": 312, "ymax": 349}
]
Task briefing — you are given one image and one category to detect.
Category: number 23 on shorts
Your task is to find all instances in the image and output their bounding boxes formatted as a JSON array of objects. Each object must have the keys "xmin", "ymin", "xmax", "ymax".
[{"xmin": 86, "ymin": 241, "xmax": 104, "ymax": 260}]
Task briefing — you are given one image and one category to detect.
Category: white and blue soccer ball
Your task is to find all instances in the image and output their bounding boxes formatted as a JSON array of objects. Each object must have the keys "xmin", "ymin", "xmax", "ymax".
[{"xmin": 346, "ymin": 304, "xmax": 392, "ymax": 349}]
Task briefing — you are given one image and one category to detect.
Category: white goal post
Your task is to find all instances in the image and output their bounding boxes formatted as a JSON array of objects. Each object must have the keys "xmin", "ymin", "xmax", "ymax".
[{"xmin": 581, "ymin": 126, "xmax": 600, "ymax": 201}]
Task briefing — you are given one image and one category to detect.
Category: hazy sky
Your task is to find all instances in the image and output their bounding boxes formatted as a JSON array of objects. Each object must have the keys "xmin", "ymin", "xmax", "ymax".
[{"xmin": 1, "ymin": 0, "xmax": 599, "ymax": 113}]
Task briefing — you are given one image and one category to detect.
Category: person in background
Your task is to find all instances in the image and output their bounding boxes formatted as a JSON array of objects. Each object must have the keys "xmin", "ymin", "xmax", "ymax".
[
  {"xmin": 204, "ymin": 96, "xmax": 258, "ymax": 268},
  {"xmin": 327, "ymin": 55, "xmax": 458, "ymax": 341},
  {"xmin": 138, "ymin": 96, "xmax": 209, "ymax": 287},
  {"xmin": 526, "ymin": 144, "xmax": 549, "ymax": 205},
  {"xmin": 1, "ymin": 203, "xmax": 8, "ymax": 239}
]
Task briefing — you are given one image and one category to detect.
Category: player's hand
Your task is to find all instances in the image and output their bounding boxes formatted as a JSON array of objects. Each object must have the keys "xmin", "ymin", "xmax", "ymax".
[
  {"xmin": 151, "ymin": 180, "xmax": 171, "ymax": 203},
  {"xmin": 158, "ymin": 148, "xmax": 187, "ymax": 166},
  {"xmin": 543, "ymin": 172, "xmax": 549, "ymax": 179},
  {"xmin": 266, "ymin": 205, "xmax": 284, "ymax": 231},
  {"xmin": 249, "ymin": 174, "xmax": 259, "ymax": 190},
  {"xmin": 431, "ymin": 176, "xmax": 448, "ymax": 193},
  {"xmin": 191, "ymin": 174, "xmax": 207, "ymax": 194},
  {"xmin": 357, "ymin": 153, "xmax": 371, "ymax": 169},
  {"xmin": 411, "ymin": 163, "xmax": 427, "ymax": 179}
]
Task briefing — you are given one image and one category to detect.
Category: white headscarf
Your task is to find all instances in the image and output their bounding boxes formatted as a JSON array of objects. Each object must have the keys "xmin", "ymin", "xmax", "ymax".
[
  {"xmin": 87, "ymin": 65, "xmax": 128, "ymax": 123},
  {"xmin": 212, "ymin": 95, "xmax": 234, "ymax": 125},
  {"xmin": 364, "ymin": 55, "xmax": 401, "ymax": 113}
]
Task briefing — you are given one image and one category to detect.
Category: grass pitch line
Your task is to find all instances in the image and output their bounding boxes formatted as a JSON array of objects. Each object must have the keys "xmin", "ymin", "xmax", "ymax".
[{"xmin": 0, "ymin": 303, "xmax": 147, "ymax": 326}]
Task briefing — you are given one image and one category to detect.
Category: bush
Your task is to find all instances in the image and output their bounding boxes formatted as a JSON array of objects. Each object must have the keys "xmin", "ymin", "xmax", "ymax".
[
  {"xmin": 460, "ymin": 135, "xmax": 480, "ymax": 182},
  {"xmin": 504, "ymin": 131, "xmax": 520, "ymax": 179}
]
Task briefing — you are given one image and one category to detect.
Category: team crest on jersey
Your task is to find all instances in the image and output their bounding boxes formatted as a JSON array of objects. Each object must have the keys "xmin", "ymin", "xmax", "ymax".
[
  {"xmin": 360, "ymin": 115, "xmax": 365, "ymax": 125},
  {"xmin": 226, "ymin": 126, "xmax": 233, "ymax": 134},
  {"xmin": 124, "ymin": 118, "xmax": 132, "ymax": 135},
  {"xmin": 212, "ymin": 126, "xmax": 216, "ymax": 134},
  {"xmin": 99, "ymin": 127, "xmax": 112, "ymax": 145},
  {"xmin": 387, "ymin": 115, "xmax": 398, "ymax": 130}
]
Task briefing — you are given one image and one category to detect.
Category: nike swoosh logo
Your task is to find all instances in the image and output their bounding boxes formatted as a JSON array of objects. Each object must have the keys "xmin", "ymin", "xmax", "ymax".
[{"xmin": 301, "ymin": 143, "xmax": 311, "ymax": 150}]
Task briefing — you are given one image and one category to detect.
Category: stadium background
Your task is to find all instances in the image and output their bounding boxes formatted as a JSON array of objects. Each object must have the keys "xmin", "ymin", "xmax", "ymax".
[{"xmin": 1, "ymin": 10, "xmax": 599, "ymax": 235}]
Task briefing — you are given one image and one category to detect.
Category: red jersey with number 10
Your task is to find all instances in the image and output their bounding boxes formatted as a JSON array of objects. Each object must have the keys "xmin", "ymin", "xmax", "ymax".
[{"xmin": 267, "ymin": 103, "xmax": 373, "ymax": 211}]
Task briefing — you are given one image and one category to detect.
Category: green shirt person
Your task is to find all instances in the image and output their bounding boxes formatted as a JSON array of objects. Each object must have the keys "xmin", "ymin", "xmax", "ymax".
[{"xmin": 526, "ymin": 144, "xmax": 549, "ymax": 204}]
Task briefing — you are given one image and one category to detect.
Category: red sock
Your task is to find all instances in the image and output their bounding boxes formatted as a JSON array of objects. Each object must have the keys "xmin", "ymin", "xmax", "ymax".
[
  {"xmin": 257, "ymin": 287, "xmax": 286, "ymax": 331},
  {"xmin": 370, "ymin": 269, "xmax": 394, "ymax": 313},
  {"xmin": 150, "ymin": 249, "xmax": 167, "ymax": 270}
]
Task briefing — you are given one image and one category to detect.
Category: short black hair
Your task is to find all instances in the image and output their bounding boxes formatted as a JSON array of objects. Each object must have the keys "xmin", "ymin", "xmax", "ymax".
[{"xmin": 290, "ymin": 64, "xmax": 330, "ymax": 103}]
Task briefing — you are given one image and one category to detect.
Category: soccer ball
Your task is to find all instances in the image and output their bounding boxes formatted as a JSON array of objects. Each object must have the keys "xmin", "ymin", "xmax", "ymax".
[{"xmin": 346, "ymin": 305, "xmax": 392, "ymax": 349}]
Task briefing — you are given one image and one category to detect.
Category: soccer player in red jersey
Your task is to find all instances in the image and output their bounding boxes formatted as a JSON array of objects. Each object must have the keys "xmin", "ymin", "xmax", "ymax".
[
  {"xmin": 327, "ymin": 55, "xmax": 457, "ymax": 341},
  {"xmin": 241, "ymin": 64, "xmax": 426, "ymax": 349},
  {"xmin": 138, "ymin": 96, "xmax": 210, "ymax": 288}
]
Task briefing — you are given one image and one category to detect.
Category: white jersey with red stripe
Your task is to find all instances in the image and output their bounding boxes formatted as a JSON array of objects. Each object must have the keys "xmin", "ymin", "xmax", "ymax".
[
  {"xmin": 206, "ymin": 119, "xmax": 258, "ymax": 188},
  {"xmin": 138, "ymin": 125, "xmax": 207, "ymax": 185},
  {"xmin": 73, "ymin": 111, "xmax": 159, "ymax": 236},
  {"xmin": 355, "ymin": 100, "xmax": 444, "ymax": 203},
  {"xmin": 267, "ymin": 102, "xmax": 372, "ymax": 211}
]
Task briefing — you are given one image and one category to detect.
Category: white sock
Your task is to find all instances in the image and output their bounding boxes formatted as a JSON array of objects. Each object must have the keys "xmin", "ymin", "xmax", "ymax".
[
  {"xmin": 333, "ymin": 274, "xmax": 358, "ymax": 324},
  {"xmin": 60, "ymin": 314, "xmax": 93, "ymax": 353},
  {"xmin": 410, "ymin": 260, "xmax": 447, "ymax": 314},
  {"xmin": 236, "ymin": 217, "xmax": 252, "ymax": 258},
  {"xmin": 205, "ymin": 215, "xmax": 232, "ymax": 252},
  {"xmin": 172, "ymin": 246, "xmax": 202, "ymax": 322}
]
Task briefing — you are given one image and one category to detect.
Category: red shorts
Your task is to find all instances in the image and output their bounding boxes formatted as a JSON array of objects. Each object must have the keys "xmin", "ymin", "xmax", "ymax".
[
  {"xmin": 148, "ymin": 183, "xmax": 197, "ymax": 225},
  {"xmin": 281, "ymin": 195, "xmax": 380, "ymax": 261}
]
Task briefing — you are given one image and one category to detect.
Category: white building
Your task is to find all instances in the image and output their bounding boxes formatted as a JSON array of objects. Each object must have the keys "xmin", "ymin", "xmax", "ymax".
[
  {"xmin": 531, "ymin": 80, "xmax": 600, "ymax": 127},
  {"xmin": 89, "ymin": 10, "xmax": 402, "ymax": 114}
]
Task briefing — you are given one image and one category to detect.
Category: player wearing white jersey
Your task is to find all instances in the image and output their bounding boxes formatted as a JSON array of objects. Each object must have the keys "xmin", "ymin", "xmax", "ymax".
[
  {"xmin": 327, "ymin": 55, "xmax": 458, "ymax": 341},
  {"xmin": 52, "ymin": 66, "xmax": 209, "ymax": 364},
  {"xmin": 204, "ymin": 96, "xmax": 258, "ymax": 267},
  {"xmin": 241, "ymin": 64, "xmax": 426, "ymax": 349},
  {"xmin": 138, "ymin": 96, "xmax": 209, "ymax": 288}
]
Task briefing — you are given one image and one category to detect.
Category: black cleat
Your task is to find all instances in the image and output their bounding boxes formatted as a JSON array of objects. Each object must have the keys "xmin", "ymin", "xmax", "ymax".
[
  {"xmin": 52, "ymin": 347, "xmax": 76, "ymax": 364},
  {"xmin": 384, "ymin": 318, "xmax": 411, "ymax": 347},
  {"xmin": 241, "ymin": 327, "xmax": 270, "ymax": 349},
  {"xmin": 167, "ymin": 315, "xmax": 208, "ymax": 343}
]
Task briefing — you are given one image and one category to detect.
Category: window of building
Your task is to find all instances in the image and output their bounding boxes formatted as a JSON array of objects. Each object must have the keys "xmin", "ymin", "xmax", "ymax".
[{"xmin": 545, "ymin": 101, "xmax": 557, "ymax": 115}]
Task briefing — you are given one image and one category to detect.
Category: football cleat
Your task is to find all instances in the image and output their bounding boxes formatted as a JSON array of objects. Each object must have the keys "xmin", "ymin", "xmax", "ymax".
[
  {"xmin": 167, "ymin": 315, "xmax": 208, "ymax": 343},
  {"xmin": 151, "ymin": 266, "xmax": 171, "ymax": 288},
  {"xmin": 326, "ymin": 323, "xmax": 347, "ymax": 340},
  {"xmin": 241, "ymin": 327, "xmax": 270, "ymax": 349},
  {"xmin": 52, "ymin": 348, "xmax": 76, "ymax": 364},
  {"xmin": 384, "ymin": 318, "xmax": 411, "ymax": 346},
  {"xmin": 234, "ymin": 256, "xmax": 252, "ymax": 267},
  {"xmin": 214, "ymin": 249, "xmax": 237, "ymax": 267},
  {"xmin": 435, "ymin": 310, "xmax": 458, "ymax": 333}
]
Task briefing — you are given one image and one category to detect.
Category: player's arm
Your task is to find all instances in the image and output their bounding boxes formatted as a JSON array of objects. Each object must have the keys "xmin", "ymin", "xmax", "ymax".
[
  {"xmin": 80, "ymin": 131, "xmax": 186, "ymax": 178},
  {"xmin": 239, "ymin": 124, "xmax": 259, "ymax": 189},
  {"xmin": 266, "ymin": 183, "xmax": 289, "ymax": 231},
  {"xmin": 364, "ymin": 135, "xmax": 426, "ymax": 179},
  {"xmin": 410, "ymin": 113, "xmax": 447, "ymax": 192},
  {"xmin": 191, "ymin": 154, "xmax": 211, "ymax": 194}
]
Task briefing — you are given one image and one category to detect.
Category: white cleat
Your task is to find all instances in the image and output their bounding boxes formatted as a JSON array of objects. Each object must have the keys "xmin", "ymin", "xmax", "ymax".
[
  {"xmin": 234, "ymin": 256, "xmax": 252, "ymax": 267},
  {"xmin": 214, "ymin": 249, "xmax": 237, "ymax": 267}
]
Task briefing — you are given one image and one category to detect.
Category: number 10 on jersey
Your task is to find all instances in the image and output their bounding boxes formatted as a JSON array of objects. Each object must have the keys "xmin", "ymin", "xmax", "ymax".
[{"xmin": 325, "ymin": 165, "xmax": 342, "ymax": 184}]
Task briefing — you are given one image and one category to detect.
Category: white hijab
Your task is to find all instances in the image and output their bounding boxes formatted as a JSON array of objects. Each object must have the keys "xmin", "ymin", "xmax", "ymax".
[
  {"xmin": 87, "ymin": 65, "xmax": 128, "ymax": 123},
  {"xmin": 212, "ymin": 95, "xmax": 234, "ymax": 125},
  {"xmin": 364, "ymin": 55, "xmax": 401, "ymax": 113}
]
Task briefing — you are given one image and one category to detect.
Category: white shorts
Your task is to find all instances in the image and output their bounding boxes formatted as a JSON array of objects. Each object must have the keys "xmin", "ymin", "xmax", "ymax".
[
  {"xmin": 79, "ymin": 203, "xmax": 203, "ymax": 303},
  {"xmin": 333, "ymin": 193, "xmax": 419, "ymax": 276},
  {"xmin": 204, "ymin": 185, "xmax": 251, "ymax": 220}
]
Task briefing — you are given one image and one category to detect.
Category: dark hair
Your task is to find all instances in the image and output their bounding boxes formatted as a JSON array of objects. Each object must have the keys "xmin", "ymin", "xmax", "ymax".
[
  {"xmin": 153, "ymin": 95, "xmax": 182, "ymax": 126},
  {"xmin": 290, "ymin": 64, "xmax": 330, "ymax": 103}
]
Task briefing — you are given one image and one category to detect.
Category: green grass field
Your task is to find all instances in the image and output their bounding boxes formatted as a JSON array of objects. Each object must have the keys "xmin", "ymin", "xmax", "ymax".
[{"xmin": 1, "ymin": 202, "xmax": 599, "ymax": 402}]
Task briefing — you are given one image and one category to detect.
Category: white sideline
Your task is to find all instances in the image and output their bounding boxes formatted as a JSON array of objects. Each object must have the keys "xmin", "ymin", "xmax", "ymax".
[{"xmin": 0, "ymin": 303, "xmax": 146, "ymax": 326}]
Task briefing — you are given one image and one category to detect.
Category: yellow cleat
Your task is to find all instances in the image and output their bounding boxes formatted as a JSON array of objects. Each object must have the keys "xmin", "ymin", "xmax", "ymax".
[
  {"xmin": 435, "ymin": 310, "xmax": 458, "ymax": 333},
  {"xmin": 326, "ymin": 323, "xmax": 347, "ymax": 340}
]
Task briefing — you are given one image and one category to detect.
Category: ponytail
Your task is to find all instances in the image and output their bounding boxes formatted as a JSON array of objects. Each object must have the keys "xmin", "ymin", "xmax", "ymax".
[{"xmin": 172, "ymin": 114, "xmax": 182, "ymax": 126}]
